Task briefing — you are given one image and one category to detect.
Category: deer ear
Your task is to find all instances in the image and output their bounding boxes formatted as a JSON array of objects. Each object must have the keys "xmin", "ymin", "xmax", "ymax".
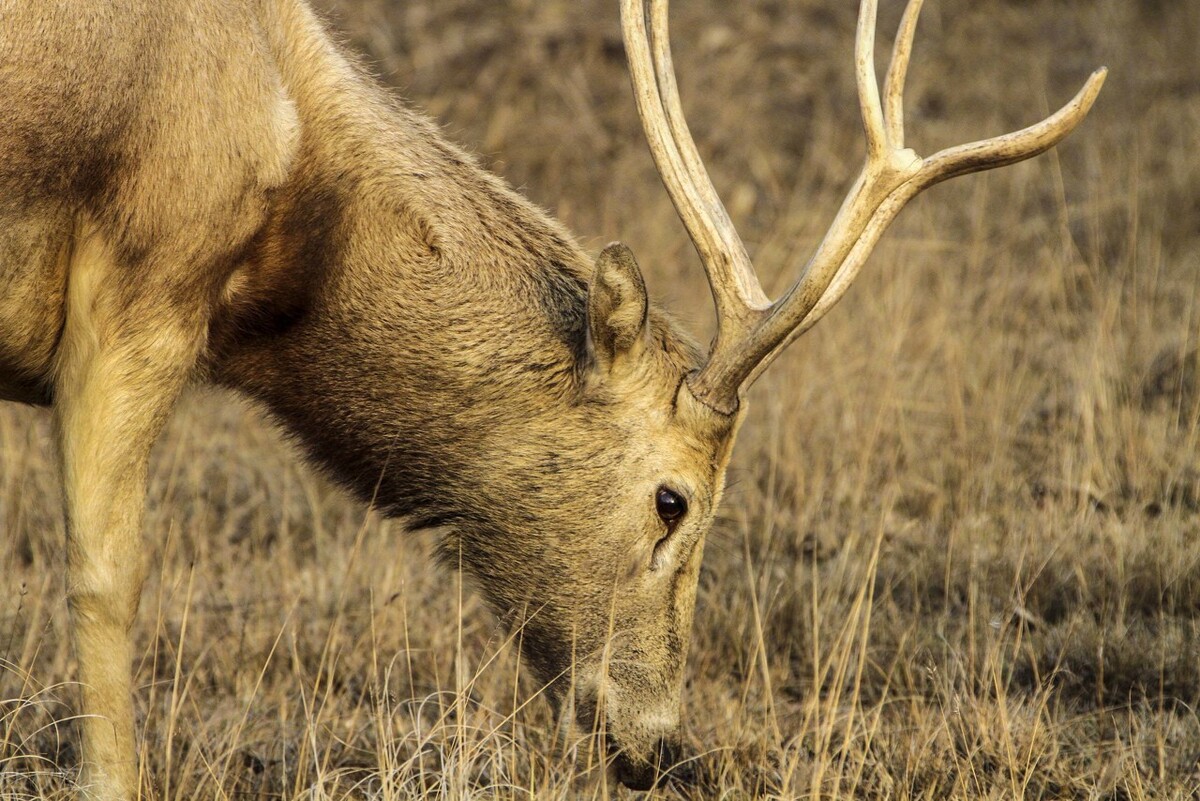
[{"xmin": 588, "ymin": 242, "xmax": 649, "ymax": 371}]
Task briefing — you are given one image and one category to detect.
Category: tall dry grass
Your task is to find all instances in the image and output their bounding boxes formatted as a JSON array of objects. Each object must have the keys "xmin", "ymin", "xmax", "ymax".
[{"xmin": 3, "ymin": 0, "xmax": 1199, "ymax": 798}]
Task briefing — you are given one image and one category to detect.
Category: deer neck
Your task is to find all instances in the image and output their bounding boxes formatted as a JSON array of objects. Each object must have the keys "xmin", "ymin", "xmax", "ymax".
[{"xmin": 208, "ymin": 67, "xmax": 592, "ymax": 525}]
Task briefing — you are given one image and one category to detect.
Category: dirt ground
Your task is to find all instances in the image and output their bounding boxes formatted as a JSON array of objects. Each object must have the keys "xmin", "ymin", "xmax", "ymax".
[{"xmin": 3, "ymin": 0, "xmax": 1200, "ymax": 798}]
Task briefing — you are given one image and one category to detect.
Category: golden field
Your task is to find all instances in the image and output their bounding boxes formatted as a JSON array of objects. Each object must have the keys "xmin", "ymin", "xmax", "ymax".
[{"xmin": 3, "ymin": 0, "xmax": 1200, "ymax": 797}]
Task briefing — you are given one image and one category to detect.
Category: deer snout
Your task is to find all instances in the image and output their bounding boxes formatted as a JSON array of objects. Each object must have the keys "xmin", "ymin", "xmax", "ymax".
[{"xmin": 568, "ymin": 668, "xmax": 694, "ymax": 788}]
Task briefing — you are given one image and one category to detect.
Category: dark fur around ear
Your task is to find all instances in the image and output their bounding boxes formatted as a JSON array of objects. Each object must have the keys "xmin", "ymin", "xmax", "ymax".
[{"xmin": 588, "ymin": 242, "xmax": 649, "ymax": 370}]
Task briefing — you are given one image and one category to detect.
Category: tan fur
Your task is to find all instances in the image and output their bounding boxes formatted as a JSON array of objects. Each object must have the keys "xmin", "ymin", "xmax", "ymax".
[{"xmin": 0, "ymin": 0, "xmax": 743, "ymax": 796}]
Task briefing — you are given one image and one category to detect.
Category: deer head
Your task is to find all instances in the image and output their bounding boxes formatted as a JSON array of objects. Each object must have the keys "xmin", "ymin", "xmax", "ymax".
[{"xmin": 511, "ymin": 0, "xmax": 1104, "ymax": 787}]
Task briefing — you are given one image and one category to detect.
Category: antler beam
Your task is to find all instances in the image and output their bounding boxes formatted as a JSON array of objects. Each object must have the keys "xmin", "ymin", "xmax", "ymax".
[
  {"xmin": 620, "ymin": 0, "xmax": 772, "ymax": 344},
  {"xmin": 621, "ymin": 0, "xmax": 1106, "ymax": 413}
]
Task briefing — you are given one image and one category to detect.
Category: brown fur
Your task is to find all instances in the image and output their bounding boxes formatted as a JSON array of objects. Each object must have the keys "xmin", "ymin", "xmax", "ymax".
[{"xmin": 0, "ymin": 0, "xmax": 743, "ymax": 796}]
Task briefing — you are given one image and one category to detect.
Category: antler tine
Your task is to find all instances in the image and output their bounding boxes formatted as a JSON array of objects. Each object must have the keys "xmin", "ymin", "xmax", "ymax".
[
  {"xmin": 856, "ymin": 0, "xmax": 888, "ymax": 160},
  {"xmin": 916, "ymin": 68, "xmax": 1107, "ymax": 185},
  {"xmin": 882, "ymin": 0, "xmax": 925, "ymax": 146},
  {"xmin": 685, "ymin": 0, "xmax": 1106, "ymax": 411},
  {"xmin": 620, "ymin": 0, "xmax": 769, "ymax": 346}
]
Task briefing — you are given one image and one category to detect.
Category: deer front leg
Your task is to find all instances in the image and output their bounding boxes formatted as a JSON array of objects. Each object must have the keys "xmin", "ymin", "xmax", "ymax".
[
  {"xmin": 53, "ymin": 226, "xmax": 210, "ymax": 801},
  {"xmin": 57, "ymin": 421, "xmax": 151, "ymax": 801}
]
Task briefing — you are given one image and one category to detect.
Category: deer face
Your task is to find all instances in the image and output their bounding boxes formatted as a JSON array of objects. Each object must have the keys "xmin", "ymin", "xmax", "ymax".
[{"xmin": 450, "ymin": 244, "xmax": 741, "ymax": 789}]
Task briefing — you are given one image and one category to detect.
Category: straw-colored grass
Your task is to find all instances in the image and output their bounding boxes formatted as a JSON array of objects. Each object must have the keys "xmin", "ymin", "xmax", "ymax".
[{"xmin": 3, "ymin": 0, "xmax": 1199, "ymax": 797}]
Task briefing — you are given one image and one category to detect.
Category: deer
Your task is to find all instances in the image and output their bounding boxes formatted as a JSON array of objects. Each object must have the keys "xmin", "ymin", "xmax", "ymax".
[{"xmin": 0, "ymin": 0, "xmax": 1103, "ymax": 796}]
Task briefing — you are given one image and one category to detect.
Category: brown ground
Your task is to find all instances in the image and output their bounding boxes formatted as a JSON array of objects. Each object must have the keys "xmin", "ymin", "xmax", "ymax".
[{"xmin": 3, "ymin": 0, "xmax": 1200, "ymax": 798}]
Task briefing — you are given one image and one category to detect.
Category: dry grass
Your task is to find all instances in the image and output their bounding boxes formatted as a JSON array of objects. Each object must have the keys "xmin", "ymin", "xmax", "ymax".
[{"xmin": 3, "ymin": 0, "xmax": 1200, "ymax": 798}]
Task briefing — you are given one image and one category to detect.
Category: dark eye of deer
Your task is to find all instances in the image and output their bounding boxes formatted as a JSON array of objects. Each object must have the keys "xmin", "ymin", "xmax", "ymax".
[{"xmin": 655, "ymin": 487, "xmax": 687, "ymax": 528}]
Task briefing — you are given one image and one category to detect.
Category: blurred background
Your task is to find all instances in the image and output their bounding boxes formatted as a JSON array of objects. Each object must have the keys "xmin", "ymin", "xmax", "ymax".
[{"xmin": 3, "ymin": 0, "xmax": 1199, "ymax": 797}]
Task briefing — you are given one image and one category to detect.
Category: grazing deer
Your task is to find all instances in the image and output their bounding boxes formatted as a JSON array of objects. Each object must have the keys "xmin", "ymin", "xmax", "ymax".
[{"xmin": 0, "ymin": 0, "xmax": 1103, "ymax": 795}]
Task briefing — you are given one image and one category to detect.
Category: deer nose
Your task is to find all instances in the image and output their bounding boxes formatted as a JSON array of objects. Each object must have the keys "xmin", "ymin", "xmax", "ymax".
[
  {"xmin": 659, "ymin": 737, "xmax": 699, "ymax": 786},
  {"xmin": 610, "ymin": 735, "xmax": 697, "ymax": 790}
]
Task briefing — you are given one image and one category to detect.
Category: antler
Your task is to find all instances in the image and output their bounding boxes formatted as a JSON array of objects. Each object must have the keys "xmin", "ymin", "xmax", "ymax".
[{"xmin": 620, "ymin": 0, "xmax": 1107, "ymax": 413}]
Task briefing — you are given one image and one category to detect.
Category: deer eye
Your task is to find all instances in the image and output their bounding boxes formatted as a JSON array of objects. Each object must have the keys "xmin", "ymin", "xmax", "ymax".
[{"xmin": 655, "ymin": 487, "xmax": 688, "ymax": 528}]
